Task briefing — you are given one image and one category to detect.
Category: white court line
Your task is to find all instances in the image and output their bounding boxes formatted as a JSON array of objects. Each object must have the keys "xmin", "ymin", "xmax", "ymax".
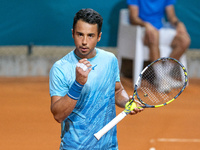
[{"xmin": 150, "ymin": 138, "xmax": 200, "ymax": 143}]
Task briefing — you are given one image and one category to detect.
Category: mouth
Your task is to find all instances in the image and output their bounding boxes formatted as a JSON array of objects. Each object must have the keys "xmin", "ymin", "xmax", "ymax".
[{"xmin": 80, "ymin": 47, "xmax": 89, "ymax": 52}]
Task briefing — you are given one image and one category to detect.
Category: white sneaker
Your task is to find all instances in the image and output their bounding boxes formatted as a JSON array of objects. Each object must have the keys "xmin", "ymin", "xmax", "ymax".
[
  {"xmin": 156, "ymin": 76, "xmax": 183, "ymax": 93},
  {"xmin": 156, "ymin": 78, "xmax": 171, "ymax": 93},
  {"xmin": 167, "ymin": 76, "xmax": 183, "ymax": 89}
]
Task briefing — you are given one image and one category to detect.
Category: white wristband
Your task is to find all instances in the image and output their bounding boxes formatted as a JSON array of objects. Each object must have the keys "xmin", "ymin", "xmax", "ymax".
[{"xmin": 76, "ymin": 63, "xmax": 88, "ymax": 71}]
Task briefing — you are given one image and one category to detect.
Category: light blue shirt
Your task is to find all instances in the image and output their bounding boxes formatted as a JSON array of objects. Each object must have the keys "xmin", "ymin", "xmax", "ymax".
[
  {"xmin": 127, "ymin": 0, "xmax": 176, "ymax": 29},
  {"xmin": 49, "ymin": 48, "xmax": 120, "ymax": 150}
]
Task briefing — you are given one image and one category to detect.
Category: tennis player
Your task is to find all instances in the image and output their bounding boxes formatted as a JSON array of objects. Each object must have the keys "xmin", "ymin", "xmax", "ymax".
[{"xmin": 49, "ymin": 8, "xmax": 143, "ymax": 150}]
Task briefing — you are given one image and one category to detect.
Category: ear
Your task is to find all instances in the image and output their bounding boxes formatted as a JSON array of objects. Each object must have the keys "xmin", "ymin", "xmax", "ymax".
[
  {"xmin": 72, "ymin": 29, "xmax": 74, "ymax": 38},
  {"xmin": 97, "ymin": 32, "xmax": 102, "ymax": 42}
]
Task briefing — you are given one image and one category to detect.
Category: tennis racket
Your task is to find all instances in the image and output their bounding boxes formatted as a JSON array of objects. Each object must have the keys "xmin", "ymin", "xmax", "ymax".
[{"xmin": 94, "ymin": 57, "xmax": 188, "ymax": 140}]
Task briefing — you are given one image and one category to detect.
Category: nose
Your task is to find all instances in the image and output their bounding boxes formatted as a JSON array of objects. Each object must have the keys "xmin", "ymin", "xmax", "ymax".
[{"xmin": 82, "ymin": 36, "xmax": 87, "ymax": 45}]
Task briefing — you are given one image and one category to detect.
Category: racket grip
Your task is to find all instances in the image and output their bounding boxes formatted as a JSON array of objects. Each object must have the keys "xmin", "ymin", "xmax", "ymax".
[{"xmin": 94, "ymin": 111, "xmax": 127, "ymax": 140}]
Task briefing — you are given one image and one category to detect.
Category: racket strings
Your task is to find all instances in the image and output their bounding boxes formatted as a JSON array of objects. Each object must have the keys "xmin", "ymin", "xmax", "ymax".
[{"xmin": 137, "ymin": 59, "xmax": 185, "ymax": 106}]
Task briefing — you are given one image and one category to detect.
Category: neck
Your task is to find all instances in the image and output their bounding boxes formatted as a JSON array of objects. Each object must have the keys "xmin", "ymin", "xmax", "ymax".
[{"xmin": 74, "ymin": 48, "xmax": 96, "ymax": 60}]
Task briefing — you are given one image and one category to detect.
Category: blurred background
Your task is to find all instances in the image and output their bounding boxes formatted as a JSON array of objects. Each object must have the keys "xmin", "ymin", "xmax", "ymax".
[
  {"xmin": 0, "ymin": 0, "xmax": 200, "ymax": 77},
  {"xmin": 0, "ymin": 0, "xmax": 199, "ymax": 47},
  {"xmin": 0, "ymin": 0, "xmax": 200, "ymax": 150}
]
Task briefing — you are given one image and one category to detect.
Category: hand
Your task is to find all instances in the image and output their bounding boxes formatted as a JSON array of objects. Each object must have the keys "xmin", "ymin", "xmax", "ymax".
[
  {"xmin": 76, "ymin": 58, "xmax": 92, "ymax": 85},
  {"xmin": 128, "ymin": 96, "xmax": 144, "ymax": 115},
  {"xmin": 176, "ymin": 22, "xmax": 190, "ymax": 39},
  {"xmin": 171, "ymin": 22, "xmax": 191, "ymax": 49},
  {"xmin": 176, "ymin": 22, "xmax": 188, "ymax": 34}
]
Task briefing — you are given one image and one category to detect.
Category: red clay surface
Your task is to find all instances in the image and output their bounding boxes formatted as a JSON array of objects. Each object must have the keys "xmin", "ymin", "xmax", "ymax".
[{"xmin": 0, "ymin": 77, "xmax": 200, "ymax": 150}]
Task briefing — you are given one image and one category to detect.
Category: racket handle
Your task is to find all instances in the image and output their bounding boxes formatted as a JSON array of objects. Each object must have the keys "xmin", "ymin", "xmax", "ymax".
[{"xmin": 94, "ymin": 111, "xmax": 127, "ymax": 140}]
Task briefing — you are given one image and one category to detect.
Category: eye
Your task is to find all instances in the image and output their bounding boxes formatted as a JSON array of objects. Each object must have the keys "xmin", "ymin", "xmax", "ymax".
[
  {"xmin": 78, "ymin": 33, "xmax": 83, "ymax": 37},
  {"xmin": 88, "ymin": 34, "xmax": 94, "ymax": 38}
]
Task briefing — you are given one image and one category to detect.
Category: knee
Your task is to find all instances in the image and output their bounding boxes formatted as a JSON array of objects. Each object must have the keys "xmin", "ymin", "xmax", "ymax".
[
  {"xmin": 184, "ymin": 36, "xmax": 191, "ymax": 49},
  {"xmin": 173, "ymin": 34, "xmax": 191, "ymax": 50},
  {"xmin": 144, "ymin": 30, "xmax": 159, "ymax": 47}
]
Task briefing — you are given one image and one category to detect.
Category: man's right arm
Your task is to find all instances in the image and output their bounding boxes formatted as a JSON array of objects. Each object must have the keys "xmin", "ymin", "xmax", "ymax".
[
  {"xmin": 51, "ymin": 95, "xmax": 77, "ymax": 123},
  {"xmin": 128, "ymin": 5, "xmax": 146, "ymax": 27},
  {"xmin": 50, "ymin": 58, "xmax": 92, "ymax": 123},
  {"xmin": 128, "ymin": 5, "xmax": 156, "ymax": 32}
]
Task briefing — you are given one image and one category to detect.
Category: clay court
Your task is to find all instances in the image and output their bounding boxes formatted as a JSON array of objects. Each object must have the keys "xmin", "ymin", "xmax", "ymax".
[{"xmin": 0, "ymin": 76, "xmax": 200, "ymax": 150}]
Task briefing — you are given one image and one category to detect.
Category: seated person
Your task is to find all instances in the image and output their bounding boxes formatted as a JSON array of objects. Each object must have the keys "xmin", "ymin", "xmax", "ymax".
[
  {"xmin": 127, "ymin": 0, "xmax": 190, "ymax": 62},
  {"xmin": 127, "ymin": 0, "xmax": 191, "ymax": 92}
]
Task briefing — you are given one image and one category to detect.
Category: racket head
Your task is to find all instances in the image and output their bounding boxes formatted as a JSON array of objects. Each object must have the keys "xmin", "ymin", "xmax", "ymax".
[{"xmin": 134, "ymin": 57, "xmax": 188, "ymax": 108}]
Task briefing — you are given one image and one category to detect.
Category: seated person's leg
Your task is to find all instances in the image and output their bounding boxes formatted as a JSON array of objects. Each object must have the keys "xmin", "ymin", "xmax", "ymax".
[
  {"xmin": 143, "ymin": 29, "xmax": 160, "ymax": 62},
  {"xmin": 170, "ymin": 32, "xmax": 191, "ymax": 60}
]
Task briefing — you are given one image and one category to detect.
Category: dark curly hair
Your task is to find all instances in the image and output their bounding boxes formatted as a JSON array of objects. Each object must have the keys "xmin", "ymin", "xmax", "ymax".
[{"xmin": 73, "ymin": 8, "xmax": 103, "ymax": 35}]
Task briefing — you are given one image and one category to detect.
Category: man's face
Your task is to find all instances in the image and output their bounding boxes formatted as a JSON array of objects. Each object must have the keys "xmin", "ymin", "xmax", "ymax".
[{"xmin": 72, "ymin": 20, "xmax": 102, "ymax": 59}]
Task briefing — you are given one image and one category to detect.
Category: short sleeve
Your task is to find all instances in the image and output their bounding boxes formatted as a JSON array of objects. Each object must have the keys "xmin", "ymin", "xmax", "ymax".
[
  {"xmin": 113, "ymin": 56, "xmax": 120, "ymax": 82},
  {"xmin": 165, "ymin": 0, "xmax": 176, "ymax": 6},
  {"xmin": 49, "ymin": 64, "xmax": 68, "ymax": 97},
  {"xmin": 127, "ymin": 0, "xmax": 138, "ymax": 5}
]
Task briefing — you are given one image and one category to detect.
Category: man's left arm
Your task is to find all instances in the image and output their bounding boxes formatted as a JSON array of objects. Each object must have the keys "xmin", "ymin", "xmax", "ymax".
[
  {"xmin": 165, "ymin": 5, "xmax": 188, "ymax": 34},
  {"xmin": 115, "ymin": 82, "xmax": 143, "ymax": 115},
  {"xmin": 115, "ymin": 81, "xmax": 129, "ymax": 108}
]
